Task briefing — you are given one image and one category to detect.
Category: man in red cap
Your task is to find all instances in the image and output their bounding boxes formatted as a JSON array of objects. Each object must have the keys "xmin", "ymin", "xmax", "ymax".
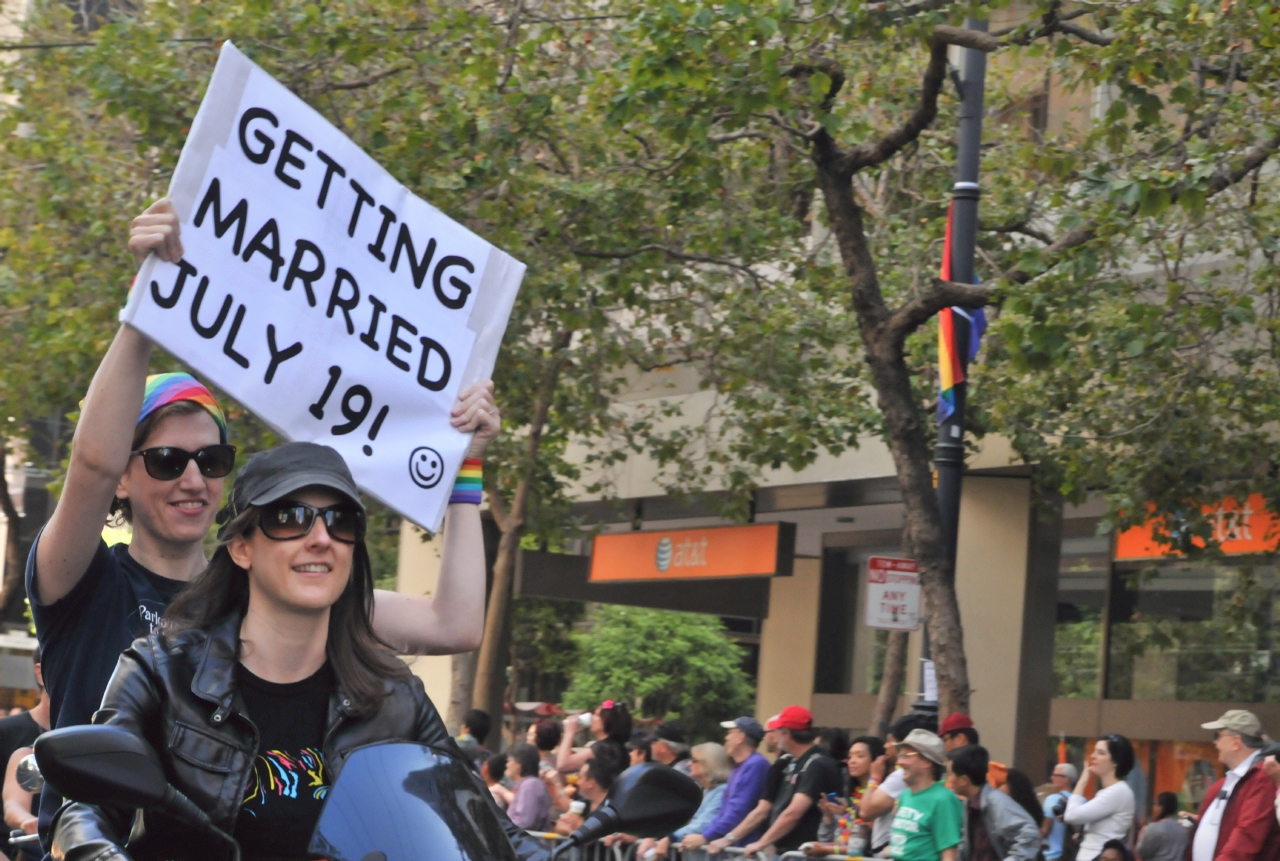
[
  {"xmin": 940, "ymin": 713, "xmax": 1006, "ymax": 790},
  {"xmin": 741, "ymin": 706, "xmax": 843, "ymax": 856}
]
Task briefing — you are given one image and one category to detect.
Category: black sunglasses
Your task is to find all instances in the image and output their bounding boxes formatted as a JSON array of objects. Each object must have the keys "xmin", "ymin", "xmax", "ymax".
[
  {"xmin": 131, "ymin": 445, "xmax": 237, "ymax": 481},
  {"xmin": 258, "ymin": 500, "xmax": 366, "ymax": 544}
]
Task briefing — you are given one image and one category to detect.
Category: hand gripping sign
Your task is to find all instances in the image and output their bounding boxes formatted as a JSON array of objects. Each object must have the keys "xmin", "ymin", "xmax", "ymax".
[{"xmin": 122, "ymin": 43, "xmax": 524, "ymax": 533}]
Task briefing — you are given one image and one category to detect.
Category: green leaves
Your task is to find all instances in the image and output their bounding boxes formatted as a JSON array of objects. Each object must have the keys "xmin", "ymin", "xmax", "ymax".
[{"xmin": 562, "ymin": 606, "xmax": 754, "ymax": 741}]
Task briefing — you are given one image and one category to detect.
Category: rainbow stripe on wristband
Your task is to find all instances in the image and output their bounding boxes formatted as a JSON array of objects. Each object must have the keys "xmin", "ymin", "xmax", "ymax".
[{"xmin": 449, "ymin": 458, "xmax": 483, "ymax": 505}]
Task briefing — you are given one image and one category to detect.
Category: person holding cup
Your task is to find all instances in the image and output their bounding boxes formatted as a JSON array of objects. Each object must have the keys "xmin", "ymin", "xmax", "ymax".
[
  {"xmin": 555, "ymin": 699, "xmax": 632, "ymax": 774},
  {"xmin": 554, "ymin": 756, "xmax": 616, "ymax": 835}
]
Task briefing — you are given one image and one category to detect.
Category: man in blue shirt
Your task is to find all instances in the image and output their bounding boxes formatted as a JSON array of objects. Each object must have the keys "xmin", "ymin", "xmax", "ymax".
[
  {"xmin": 680, "ymin": 716, "xmax": 770, "ymax": 850},
  {"xmin": 1041, "ymin": 763, "xmax": 1077, "ymax": 860}
]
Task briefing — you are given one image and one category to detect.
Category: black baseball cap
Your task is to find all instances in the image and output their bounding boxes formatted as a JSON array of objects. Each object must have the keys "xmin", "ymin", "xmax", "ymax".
[
  {"xmin": 217, "ymin": 442, "xmax": 362, "ymax": 531},
  {"xmin": 653, "ymin": 721, "xmax": 687, "ymax": 745}
]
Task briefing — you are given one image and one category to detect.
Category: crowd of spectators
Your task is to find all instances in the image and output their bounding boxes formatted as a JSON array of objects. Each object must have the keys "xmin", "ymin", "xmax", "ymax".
[{"xmin": 456, "ymin": 702, "xmax": 1280, "ymax": 861}]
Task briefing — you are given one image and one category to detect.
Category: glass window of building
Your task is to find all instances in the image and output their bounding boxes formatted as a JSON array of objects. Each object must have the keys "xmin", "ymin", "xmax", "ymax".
[
  {"xmin": 1054, "ymin": 520, "xmax": 1110, "ymax": 698},
  {"xmin": 1106, "ymin": 560, "xmax": 1280, "ymax": 702}
]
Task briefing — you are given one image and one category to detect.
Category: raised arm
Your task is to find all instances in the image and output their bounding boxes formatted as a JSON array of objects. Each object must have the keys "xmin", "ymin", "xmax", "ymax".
[
  {"xmin": 1064, "ymin": 784, "xmax": 1125, "ymax": 826},
  {"xmin": 33, "ymin": 200, "xmax": 183, "ymax": 604},
  {"xmin": 371, "ymin": 381, "xmax": 500, "ymax": 655}
]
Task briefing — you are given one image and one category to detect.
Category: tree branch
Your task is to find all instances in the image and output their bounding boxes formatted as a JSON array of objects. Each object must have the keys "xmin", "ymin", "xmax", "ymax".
[
  {"xmin": 884, "ymin": 279, "xmax": 995, "ymax": 347},
  {"xmin": 866, "ymin": 0, "xmax": 961, "ymax": 26},
  {"xmin": 324, "ymin": 63, "xmax": 412, "ymax": 92},
  {"xmin": 497, "ymin": 0, "xmax": 526, "ymax": 93},
  {"xmin": 485, "ymin": 475, "xmax": 509, "ymax": 532},
  {"xmin": 1207, "ymin": 130, "xmax": 1280, "ymax": 194},
  {"xmin": 786, "ymin": 59, "xmax": 845, "ymax": 111},
  {"xmin": 842, "ymin": 26, "xmax": 998, "ymax": 173},
  {"xmin": 1003, "ymin": 130, "xmax": 1280, "ymax": 285},
  {"xmin": 990, "ymin": 7, "xmax": 1088, "ymax": 37},
  {"xmin": 707, "ymin": 129, "xmax": 771, "ymax": 144},
  {"xmin": 572, "ymin": 244, "xmax": 764, "ymax": 285},
  {"xmin": 980, "ymin": 219, "xmax": 1053, "ymax": 244},
  {"xmin": 1056, "ymin": 20, "xmax": 1115, "ymax": 46}
]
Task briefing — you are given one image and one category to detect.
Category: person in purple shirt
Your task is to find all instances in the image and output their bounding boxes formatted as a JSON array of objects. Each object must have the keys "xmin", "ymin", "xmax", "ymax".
[
  {"xmin": 679, "ymin": 716, "xmax": 771, "ymax": 851},
  {"xmin": 504, "ymin": 743, "xmax": 554, "ymax": 831}
]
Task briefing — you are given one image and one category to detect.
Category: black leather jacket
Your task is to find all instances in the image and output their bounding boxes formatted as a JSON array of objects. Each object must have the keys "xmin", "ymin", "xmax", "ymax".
[{"xmin": 50, "ymin": 614, "xmax": 548, "ymax": 861}]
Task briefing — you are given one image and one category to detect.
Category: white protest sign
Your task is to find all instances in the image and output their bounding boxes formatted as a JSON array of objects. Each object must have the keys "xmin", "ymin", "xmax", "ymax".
[
  {"xmin": 864, "ymin": 556, "xmax": 921, "ymax": 631},
  {"xmin": 122, "ymin": 42, "xmax": 524, "ymax": 533}
]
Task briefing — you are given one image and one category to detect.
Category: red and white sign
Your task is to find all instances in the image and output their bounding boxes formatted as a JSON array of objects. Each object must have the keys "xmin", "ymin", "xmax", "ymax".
[{"xmin": 865, "ymin": 556, "xmax": 921, "ymax": 631}]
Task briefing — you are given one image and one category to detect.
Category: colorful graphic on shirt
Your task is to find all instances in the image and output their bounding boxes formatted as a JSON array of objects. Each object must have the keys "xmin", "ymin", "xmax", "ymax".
[{"xmin": 242, "ymin": 748, "xmax": 329, "ymax": 815}]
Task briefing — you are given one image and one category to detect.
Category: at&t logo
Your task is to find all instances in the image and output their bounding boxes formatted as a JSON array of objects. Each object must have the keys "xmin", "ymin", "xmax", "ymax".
[
  {"xmin": 654, "ymin": 535, "xmax": 708, "ymax": 573},
  {"xmin": 655, "ymin": 537, "xmax": 673, "ymax": 572}
]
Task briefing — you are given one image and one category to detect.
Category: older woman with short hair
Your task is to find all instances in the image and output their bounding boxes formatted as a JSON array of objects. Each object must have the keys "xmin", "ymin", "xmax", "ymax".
[{"xmin": 642, "ymin": 741, "xmax": 732, "ymax": 858}]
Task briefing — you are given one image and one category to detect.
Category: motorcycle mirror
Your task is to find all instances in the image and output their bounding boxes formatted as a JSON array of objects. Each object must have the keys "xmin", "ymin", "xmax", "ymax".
[
  {"xmin": 557, "ymin": 764, "xmax": 702, "ymax": 855},
  {"xmin": 35, "ymin": 725, "xmax": 169, "ymax": 809},
  {"xmin": 35, "ymin": 726, "xmax": 239, "ymax": 859},
  {"xmin": 15, "ymin": 754, "xmax": 43, "ymax": 794}
]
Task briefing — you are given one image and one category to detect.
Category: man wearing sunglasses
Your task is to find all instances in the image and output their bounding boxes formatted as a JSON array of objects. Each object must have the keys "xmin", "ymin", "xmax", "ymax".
[{"xmin": 27, "ymin": 198, "xmax": 501, "ymax": 844}]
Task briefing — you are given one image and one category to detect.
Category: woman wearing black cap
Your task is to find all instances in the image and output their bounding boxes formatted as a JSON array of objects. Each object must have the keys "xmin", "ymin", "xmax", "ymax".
[{"xmin": 49, "ymin": 442, "xmax": 547, "ymax": 861}]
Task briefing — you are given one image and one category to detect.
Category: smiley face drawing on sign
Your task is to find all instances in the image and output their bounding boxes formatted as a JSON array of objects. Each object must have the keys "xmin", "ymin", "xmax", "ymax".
[{"xmin": 408, "ymin": 446, "xmax": 445, "ymax": 489}]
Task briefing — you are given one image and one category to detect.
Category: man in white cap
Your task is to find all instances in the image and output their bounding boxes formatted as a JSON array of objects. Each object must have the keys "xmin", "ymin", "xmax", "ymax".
[
  {"xmin": 1188, "ymin": 709, "xmax": 1280, "ymax": 861},
  {"xmin": 706, "ymin": 715, "xmax": 791, "ymax": 853},
  {"xmin": 889, "ymin": 729, "xmax": 963, "ymax": 861}
]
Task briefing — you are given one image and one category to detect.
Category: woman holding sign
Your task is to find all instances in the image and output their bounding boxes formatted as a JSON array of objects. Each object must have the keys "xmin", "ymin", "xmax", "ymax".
[
  {"xmin": 27, "ymin": 199, "xmax": 499, "ymax": 840},
  {"xmin": 49, "ymin": 441, "xmax": 547, "ymax": 861}
]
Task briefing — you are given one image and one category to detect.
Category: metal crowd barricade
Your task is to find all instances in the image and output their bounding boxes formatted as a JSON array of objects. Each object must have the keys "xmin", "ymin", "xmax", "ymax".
[
  {"xmin": 668, "ymin": 846, "xmax": 768, "ymax": 861},
  {"xmin": 526, "ymin": 830, "xmax": 641, "ymax": 861}
]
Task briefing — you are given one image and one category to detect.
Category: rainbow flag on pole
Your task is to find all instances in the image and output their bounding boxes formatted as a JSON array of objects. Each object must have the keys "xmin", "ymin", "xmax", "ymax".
[{"xmin": 937, "ymin": 201, "xmax": 987, "ymax": 423}]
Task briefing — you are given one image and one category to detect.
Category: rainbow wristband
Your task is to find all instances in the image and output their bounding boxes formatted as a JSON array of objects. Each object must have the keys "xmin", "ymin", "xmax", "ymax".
[{"xmin": 450, "ymin": 458, "xmax": 483, "ymax": 505}]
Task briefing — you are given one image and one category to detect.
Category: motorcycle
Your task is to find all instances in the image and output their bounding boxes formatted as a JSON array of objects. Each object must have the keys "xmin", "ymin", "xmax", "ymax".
[{"xmin": 33, "ymin": 725, "xmax": 701, "ymax": 861}]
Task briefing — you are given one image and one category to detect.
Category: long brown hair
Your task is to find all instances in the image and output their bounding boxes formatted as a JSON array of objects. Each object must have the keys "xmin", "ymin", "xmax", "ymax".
[{"xmin": 163, "ymin": 504, "xmax": 409, "ymax": 717}]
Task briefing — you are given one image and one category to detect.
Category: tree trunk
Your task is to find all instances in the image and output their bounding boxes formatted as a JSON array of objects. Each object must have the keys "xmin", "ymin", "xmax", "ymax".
[
  {"xmin": 870, "ymin": 629, "xmax": 909, "ymax": 736},
  {"xmin": 0, "ymin": 440, "xmax": 25, "ymax": 623},
  {"xmin": 470, "ymin": 331, "xmax": 574, "ymax": 748},
  {"xmin": 447, "ymin": 650, "xmax": 478, "ymax": 735},
  {"xmin": 813, "ymin": 156, "xmax": 971, "ymax": 716}
]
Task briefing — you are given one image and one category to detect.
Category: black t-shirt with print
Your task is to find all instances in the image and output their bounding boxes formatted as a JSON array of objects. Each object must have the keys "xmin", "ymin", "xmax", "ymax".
[
  {"xmin": 770, "ymin": 746, "xmax": 843, "ymax": 851},
  {"xmin": 236, "ymin": 663, "xmax": 335, "ymax": 861},
  {"xmin": 763, "ymin": 753, "xmax": 794, "ymax": 805},
  {"xmin": 28, "ymin": 537, "xmax": 188, "ymax": 838},
  {"xmin": 27, "ymin": 538, "xmax": 187, "ymax": 737}
]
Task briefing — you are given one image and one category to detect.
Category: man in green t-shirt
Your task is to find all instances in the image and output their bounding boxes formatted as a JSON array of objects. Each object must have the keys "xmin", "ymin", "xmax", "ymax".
[{"xmin": 890, "ymin": 729, "xmax": 963, "ymax": 861}]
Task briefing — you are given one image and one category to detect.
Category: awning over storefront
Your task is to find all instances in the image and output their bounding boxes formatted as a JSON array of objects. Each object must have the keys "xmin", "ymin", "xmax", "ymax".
[
  {"xmin": 1116, "ymin": 494, "xmax": 1278, "ymax": 559},
  {"xmin": 515, "ymin": 522, "xmax": 796, "ymax": 618}
]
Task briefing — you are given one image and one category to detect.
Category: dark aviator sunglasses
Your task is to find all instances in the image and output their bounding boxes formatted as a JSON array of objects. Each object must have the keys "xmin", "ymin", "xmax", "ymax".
[
  {"xmin": 258, "ymin": 500, "xmax": 366, "ymax": 544},
  {"xmin": 130, "ymin": 445, "xmax": 237, "ymax": 481}
]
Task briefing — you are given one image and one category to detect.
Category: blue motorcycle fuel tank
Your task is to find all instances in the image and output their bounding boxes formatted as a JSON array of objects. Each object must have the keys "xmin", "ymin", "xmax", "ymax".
[{"xmin": 309, "ymin": 743, "xmax": 519, "ymax": 861}]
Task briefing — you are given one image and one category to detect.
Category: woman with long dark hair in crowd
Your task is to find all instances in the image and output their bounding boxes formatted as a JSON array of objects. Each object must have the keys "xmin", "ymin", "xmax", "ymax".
[
  {"xmin": 556, "ymin": 700, "xmax": 632, "ymax": 774},
  {"xmin": 807, "ymin": 735, "xmax": 886, "ymax": 856},
  {"xmin": 1064, "ymin": 735, "xmax": 1137, "ymax": 861},
  {"xmin": 48, "ymin": 443, "xmax": 546, "ymax": 861},
  {"xmin": 1003, "ymin": 768, "xmax": 1045, "ymax": 828}
]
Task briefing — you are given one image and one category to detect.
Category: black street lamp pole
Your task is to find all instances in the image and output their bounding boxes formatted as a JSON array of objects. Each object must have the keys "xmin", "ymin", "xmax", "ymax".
[{"xmin": 934, "ymin": 18, "xmax": 989, "ymax": 573}]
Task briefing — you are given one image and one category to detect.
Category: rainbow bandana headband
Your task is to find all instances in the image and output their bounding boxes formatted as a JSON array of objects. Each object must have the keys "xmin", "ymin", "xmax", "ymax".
[{"xmin": 139, "ymin": 373, "xmax": 227, "ymax": 443}]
